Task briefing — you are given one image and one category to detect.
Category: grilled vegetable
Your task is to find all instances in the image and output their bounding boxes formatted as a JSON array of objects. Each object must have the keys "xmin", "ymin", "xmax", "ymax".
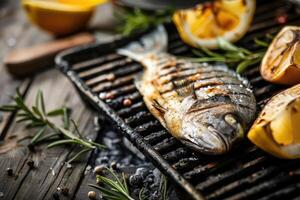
[
  {"xmin": 248, "ymin": 84, "xmax": 300, "ymax": 159},
  {"xmin": 172, "ymin": 0, "xmax": 256, "ymax": 49},
  {"xmin": 118, "ymin": 26, "xmax": 257, "ymax": 154},
  {"xmin": 261, "ymin": 26, "xmax": 300, "ymax": 85}
]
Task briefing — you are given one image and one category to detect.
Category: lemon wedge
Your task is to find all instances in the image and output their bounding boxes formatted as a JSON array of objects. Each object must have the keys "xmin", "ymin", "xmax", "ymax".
[
  {"xmin": 173, "ymin": 0, "xmax": 256, "ymax": 49},
  {"xmin": 261, "ymin": 26, "xmax": 300, "ymax": 85},
  {"xmin": 22, "ymin": 0, "xmax": 106, "ymax": 35},
  {"xmin": 248, "ymin": 84, "xmax": 300, "ymax": 159}
]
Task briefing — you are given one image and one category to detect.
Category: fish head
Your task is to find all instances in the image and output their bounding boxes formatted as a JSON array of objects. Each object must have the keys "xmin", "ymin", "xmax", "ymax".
[{"xmin": 181, "ymin": 104, "xmax": 244, "ymax": 154}]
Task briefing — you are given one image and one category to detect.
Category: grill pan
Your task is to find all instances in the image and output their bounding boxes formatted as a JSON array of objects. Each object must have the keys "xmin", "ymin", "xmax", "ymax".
[{"xmin": 56, "ymin": 1, "xmax": 300, "ymax": 199}]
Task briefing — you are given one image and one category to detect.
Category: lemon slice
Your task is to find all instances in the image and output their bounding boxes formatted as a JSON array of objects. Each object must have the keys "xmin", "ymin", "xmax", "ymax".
[
  {"xmin": 22, "ymin": 0, "xmax": 98, "ymax": 35},
  {"xmin": 248, "ymin": 84, "xmax": 300, "ymax": 159},
  {"xmin": 261, "ymin": 26, "xmax": 300, "ymax": 85},
  {"xmin": 173, "ymin": 0, "xmax": 256, "ymax": 49}
]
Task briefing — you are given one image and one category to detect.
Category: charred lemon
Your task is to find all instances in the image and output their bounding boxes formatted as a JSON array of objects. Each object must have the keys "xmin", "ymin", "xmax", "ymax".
[
  {"xmin": 248, "ymin": 84, "xmax": 300, "ymax": 159},
  {"xmin": 173, "ymin": 0, "xmax": 256, "ymax": 49},
  {"xmin": 261, "ymin": 26, "xmax": 300, "ymax": 85}
]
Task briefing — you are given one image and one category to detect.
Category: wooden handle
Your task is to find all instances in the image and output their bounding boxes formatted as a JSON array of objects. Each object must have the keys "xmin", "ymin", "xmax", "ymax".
[{"xmin": 4, "ymin": 33, "xmax": 95, "ymax": 77}]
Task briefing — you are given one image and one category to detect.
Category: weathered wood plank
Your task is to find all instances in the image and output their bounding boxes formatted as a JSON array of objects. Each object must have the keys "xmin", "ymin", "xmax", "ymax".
[
  {"xmin": 0, "ymin": 70, "xmax": 98, "ymax": 200},
  {"xmin": 0, "ymin": 1, "xmax": 51, "ymax": 139}
]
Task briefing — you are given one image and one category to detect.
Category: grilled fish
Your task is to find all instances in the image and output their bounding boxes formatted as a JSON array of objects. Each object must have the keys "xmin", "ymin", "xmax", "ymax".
[{"xmin": 118, "ymin": 26, "xmax": 256, "ymax": 154}]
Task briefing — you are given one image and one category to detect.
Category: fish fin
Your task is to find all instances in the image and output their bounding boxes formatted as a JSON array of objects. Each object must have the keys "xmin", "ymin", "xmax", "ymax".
[
  {"xmin": 153, "ymin": 99, "xmax": 167, "ymax": 115},
  {"xmin": 117, "ymin": 25, "xmax": 168, "ymax": 62},
  {"xmin": 134, "ymin": 72, "xmax": 144, "ymax": 93},
  {"xmin": 171, "ymin": 80, "xmax": 197, "ymax": 99}
]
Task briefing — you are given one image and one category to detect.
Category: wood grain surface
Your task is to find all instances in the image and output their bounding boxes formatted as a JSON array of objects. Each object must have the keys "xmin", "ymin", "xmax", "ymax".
[{"xmin": 0, "ymin": 1, "xmax": 115, "ymax": 199}]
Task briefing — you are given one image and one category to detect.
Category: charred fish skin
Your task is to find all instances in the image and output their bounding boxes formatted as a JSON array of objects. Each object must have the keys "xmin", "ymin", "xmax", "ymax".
[
  {"xmin": 117, "ymin": 25, "xmax": 256, "ymax": 155},
  {"xmin": 137, "ymin": 53, "xmax": 256, "ymax": 154}
]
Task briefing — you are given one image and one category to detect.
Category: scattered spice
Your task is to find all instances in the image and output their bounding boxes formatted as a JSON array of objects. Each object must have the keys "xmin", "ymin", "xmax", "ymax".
[
  {"xmin": 106, "ymin": 73, "xmax": 115, "ymax": 81},
  {"xmin": 52, "ymin": 192, "xmax": 60, "ymax": 200},
  {"xmin": 27, "ymin": 160, "xmax": 34, "ymax": 169},
  {"xmin": 276, "ymin": 14, "xmax": 288, "ymax": 24},
  {"xmin": 94, "ymin": 165, "xmax": 105, "ymax": 175},
  {"xmin": 61, "ymin": 188, "xmax": 69, "ymax": 196},
  {"xmin": 6, "ymin": 168, "xmax": 13, "ymax": 176},
  {"xmin": 27, "ymin": 144, "xmax": 35, "ymax": 152},
  {"xmin": 88, "ymin": 191, "xmax": 97, "ymax": 200},
  {"xmin": 110, "ymin": 161, "xmax": 117, "ymax": 170},
  {"xmin": 105, "ymin": 92, "xmax": 115, "ymax": 100},
  {"xmin": 99, "ymin": 93, "xmax": 106, "ymax": 99},
  {"xmin": 123, "ymin": 98, "xmax": 132, "ymax": 107}
]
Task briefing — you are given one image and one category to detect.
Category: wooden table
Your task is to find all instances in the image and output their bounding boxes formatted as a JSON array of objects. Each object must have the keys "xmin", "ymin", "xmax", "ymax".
[{"xmin": 0, "ymin": 1, "xmax": 115, "ymax": 199}]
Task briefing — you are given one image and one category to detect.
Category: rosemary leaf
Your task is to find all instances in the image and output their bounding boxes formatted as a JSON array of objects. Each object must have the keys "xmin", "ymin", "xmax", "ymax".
[
  {"xmin": 236, "ymin": 57, "xmax": 262, "ymax": 73},
  {"xmin": 116, "ymin": 8, "xmax": 173, "ymax": 36},
  {"xmin": 0, "ymin": 105, "xmax": 18, "ymax": 112},
  {"xmin": 190, "ymin": 37, "xmax": 269, "ymax": 73},
  {"xmin": 67, "ymin": 148, "xmax": 91, "ymax": 163},
  {"xmin": 63, "ymin": 107, "xmax": 70, "ymax": 130},
  {"xmin": 0, "ymin": 90, "xmax": 105, "ymax": 164},
  {"xmin": 254, "ymin": 38, "xmax": 270, "ymax": 47},
  {"xmin": 31, "ymin": 127, "xmax": 46, "ymax": 144},
  {"xmin": 47, "ymin": 108, "xmax": 64, "ymax": 117},
  {"xmin": 89, "ymin": 168, "xmax": 134, "ymax": 200},
  {"xmin": 34, "ymin": 133, "xmax": 60, "ymax": 144},
  {"xmin": 47, "ymin": 139, "xmax": 79, "ymax": 148},
  {"xmin": 36, "ymin": 90, "xmax": 46, "ymax": 115}
]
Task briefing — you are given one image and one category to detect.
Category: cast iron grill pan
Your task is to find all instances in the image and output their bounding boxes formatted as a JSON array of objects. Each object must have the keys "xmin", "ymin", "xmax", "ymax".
[{"xmin": 56, "ymin": 1, "xmax": 300, "ymax": 199}]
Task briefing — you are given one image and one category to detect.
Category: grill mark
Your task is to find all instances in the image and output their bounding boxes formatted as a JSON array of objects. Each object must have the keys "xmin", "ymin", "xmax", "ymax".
[
  {"xmin": 226, "ymin": 91, "xmax": 252, "ymax": 98},
  {"xmin": 236, "ymin": 103, "xmax": 255, "ymax": 111},
  {"xmin": 160, "ymin": 74, "xmax": 241, "ymax": 94},
  {"xmin": 160, "ymin": 60, "xmax": 185, "ymax": 70},
  {"xmin": 187, "ymin": 103, "xmax": 227, "ymax": 114},
  {"xmin": 187, "ymin": 95, "xmax": 233, "ymax": 113},
  {"xmin": 159, "ymin": 70, "xmax": 230, "ymax": 85},
  {"xmin": 162, "ymin": 82, "xmax": 243, "ymax": 97},
  {"xmin": 159, "ymin": 64, "xmax": 196, "ymax": 77}
]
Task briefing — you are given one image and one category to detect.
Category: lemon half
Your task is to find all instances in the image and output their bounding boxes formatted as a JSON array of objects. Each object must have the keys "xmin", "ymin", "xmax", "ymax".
[
  {"xmin": 22, "ymin": 0, "xmax": 107, "ymax": 35},
  {"xmin": 261, "ymin": 26, "xmax": 300, "ymax": 85},
  {"xmin": 248, "ymin": 84, "xmax": 300, "ymax": 159},
  {"xmin": 173, "ymin": 0, "xmax": 256, "ymax": 49}
]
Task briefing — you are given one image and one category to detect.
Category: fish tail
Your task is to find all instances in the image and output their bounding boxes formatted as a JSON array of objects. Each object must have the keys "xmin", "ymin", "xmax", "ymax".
[{"xmin": 117, "ymin": 25, "xmax": 168, "ymax": 62}]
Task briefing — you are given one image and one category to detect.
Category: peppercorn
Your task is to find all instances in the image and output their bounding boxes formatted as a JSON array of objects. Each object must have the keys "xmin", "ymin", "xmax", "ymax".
[
  {"xmin": 6, "ymin": 168, "xmax": 13, "ymax": 176},
  {"xmin": 94, "ymin": 165, "xmax": 105, "ymax": 175},
  {"xmin": 88, "ymin": 191, "xmax": 97, "ymax": 200},
  {"xmin": 27, "ymin": 160, "xmax": 34, "ymax": 168},
  {"xmin": 61, "ymin": 188, "xmax": 69, "ymax": 196},
  {"xmin": 123, "ymin": 98, "xmax": 132, "ymax": 107}
]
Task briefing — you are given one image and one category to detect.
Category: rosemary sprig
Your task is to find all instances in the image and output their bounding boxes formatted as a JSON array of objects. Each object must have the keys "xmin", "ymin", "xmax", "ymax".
[
  {"xmin": 116, "ymin": 8, "xmax": 173, "ymax": 36},
  {"xmin": 189, "ymin": 37, "xmax": 269, "ymax": 73},
  {"xmin": 89, "ymin": 168, "xmax": 134, "ymax": 200},
  {"xmin": 0, "ymin": 89, "xmax": 105, "ymax": 163}
]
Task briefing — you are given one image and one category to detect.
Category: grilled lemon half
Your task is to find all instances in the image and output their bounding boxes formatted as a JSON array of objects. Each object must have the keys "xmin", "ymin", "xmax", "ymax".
[
  {"xmin": 248, "ymin": 84, "xmax": 300, "ymax": 159},
  {"xmin": 172, "ymin": 0, "xmax": 256, "ymax": 49},
  {"xmin": 261, "ymin": 26, "xmax": 300, "ymax": 85}
]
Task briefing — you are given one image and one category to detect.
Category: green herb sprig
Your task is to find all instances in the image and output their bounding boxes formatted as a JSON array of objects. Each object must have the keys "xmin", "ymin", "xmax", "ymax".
[
  {"xmin": 89, "ymin": 168, "xmax": 134, "ymax": 200},
  {"xmin": 116, "ymin": 8, "xmax": 173, "ymax": 36},
  {"xmin": 0, "ymin": 89, "xmax": 105, "ymax": 163},
  {"xmin": 189, "ymin": 37, "xmax": 269, "ymax": 73}
]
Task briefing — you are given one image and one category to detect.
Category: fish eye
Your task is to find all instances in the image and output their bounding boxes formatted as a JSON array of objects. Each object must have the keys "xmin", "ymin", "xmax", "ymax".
[{"xmin": 224, "ymin": 114, "xmax": 238, "ymax": 126}]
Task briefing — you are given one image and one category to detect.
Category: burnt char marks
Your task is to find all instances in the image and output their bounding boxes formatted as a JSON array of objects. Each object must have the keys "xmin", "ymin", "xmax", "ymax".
[
  {"xmin": 187, "ymin": 95, "xmax": 233, "ymax": 114},
  {"xmin": 159, "ymin": 68, "xmax": 230, "ymax": 85}
]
